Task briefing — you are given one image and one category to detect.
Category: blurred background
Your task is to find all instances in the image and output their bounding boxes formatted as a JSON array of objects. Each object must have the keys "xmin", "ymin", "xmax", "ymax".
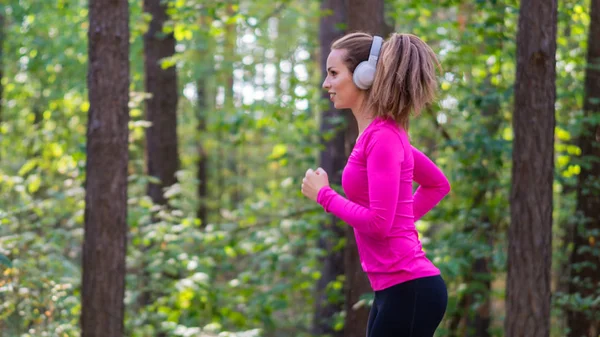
[{"xmin": 0, "ymin": 0, "xmax": 597, "ymax": 336}]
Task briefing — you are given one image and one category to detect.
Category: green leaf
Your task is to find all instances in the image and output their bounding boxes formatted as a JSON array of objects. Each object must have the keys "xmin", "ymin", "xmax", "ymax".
[
  {"xmin": 18, "ymin": 159, "xmax": 39, "ymax": 176},
  {"xmin": 268, "ymin": 144, "xmax": 287, "ymax": 160},
  {"xmin": 0, "ymin": 254, "xmax": 12, "ymax": 268}
]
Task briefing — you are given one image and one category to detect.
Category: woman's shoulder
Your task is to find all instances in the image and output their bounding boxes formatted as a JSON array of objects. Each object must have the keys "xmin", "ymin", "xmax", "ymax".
[
  {"xmin": 361, "ymin": 118, "xmax": 410, "ymax": 155},
  {"xmin": 366, "ymin": 117, "xmax": 408, "ymax": 143}
]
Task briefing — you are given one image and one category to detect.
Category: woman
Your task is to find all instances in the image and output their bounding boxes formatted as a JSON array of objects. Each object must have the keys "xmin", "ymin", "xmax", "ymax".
[{"xmin": 301, "ymin": 32, "xmax": 451, "ymax": 337}]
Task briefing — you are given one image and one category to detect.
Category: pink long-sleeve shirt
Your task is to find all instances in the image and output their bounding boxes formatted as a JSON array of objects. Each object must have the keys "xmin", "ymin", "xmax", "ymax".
[{"xmin": 317, "ymin": 117, "xmax": 450, "ymax": 291}]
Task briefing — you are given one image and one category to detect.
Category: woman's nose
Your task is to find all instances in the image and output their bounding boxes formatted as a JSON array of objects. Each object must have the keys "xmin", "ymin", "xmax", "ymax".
[{"xmin": 322, "ymin": 78, "xmax": 330, "ymax": 89}]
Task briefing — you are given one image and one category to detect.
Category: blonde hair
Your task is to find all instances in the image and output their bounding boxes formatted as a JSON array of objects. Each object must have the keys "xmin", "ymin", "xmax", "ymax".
[{"xmin": 331, "ymin": 32, "xmax": 440, "ymax": 130}]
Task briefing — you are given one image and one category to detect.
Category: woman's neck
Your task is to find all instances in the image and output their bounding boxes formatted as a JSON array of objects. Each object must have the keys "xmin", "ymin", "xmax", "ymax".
[
  {"xmin": 352, "ymin": 108, "xmax": 374, "ymax": 140},
  {"xmin": 357, "ymin": 115, "xmax": 373, "ymax": 134},
  {"xmin": 351, "ymin": 95, "xmax": 374, "ymax": 139}
]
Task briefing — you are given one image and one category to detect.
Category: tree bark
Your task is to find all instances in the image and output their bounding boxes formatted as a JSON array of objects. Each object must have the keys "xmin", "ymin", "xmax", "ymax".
[
  {"xmin": 567, "ymin": 1, "xmax": 600, "ymax": 336},
  {"xmin": 343, "ymin": 2, "xmax": 387, "ymax": 336},
  {"xmin": 195, "ymin": 15, "xmax": 212, "ymax": 226},
  {"xmin": 224, "ymin": 3, "xmax": 240, "ymax": 207},
  {"xmin": 313, "ymin": 1, "xmax": 346, "ymax": 336},
  {"xmin": 346, "ymin": 0, "xmax": 385, "ymax": 36},
  {"xmin": 81, "ymin": 0, "xmax": 129, "ymax": 336},
  {"xmin": 506, "ymin": 0, "xmax": 557, "ymax": 336},
  {"xmin": 197, "ymin": 79, "xmax": 209, "ymax": 225},
  {"xmin": 0, "ymin": 11, "xmax": 4, "ymax": 122},
  {"xmin": 0, "ymin": 11, "xmax": 4, "ymax": 161},
  {"xmin": 144, "ymin": 0, "xmax": 179, "ymax": 205}
]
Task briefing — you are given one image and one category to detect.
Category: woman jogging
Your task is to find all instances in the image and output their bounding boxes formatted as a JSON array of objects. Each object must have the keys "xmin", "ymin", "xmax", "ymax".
[{"xmin": 301, "ymin": 32, "xmax": 451, "ymax": 337}]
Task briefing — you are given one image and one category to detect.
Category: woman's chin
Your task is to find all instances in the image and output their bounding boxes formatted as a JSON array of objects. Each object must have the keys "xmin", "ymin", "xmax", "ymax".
[{"xmin": 333, "ymin": 101, "xmax": 346, "ymax": 109}]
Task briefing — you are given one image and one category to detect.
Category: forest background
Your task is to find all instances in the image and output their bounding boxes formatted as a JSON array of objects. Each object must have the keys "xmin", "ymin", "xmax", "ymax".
[{"xmin": 0, "ymin": 0, "xmax": 598, "ymax": 337}]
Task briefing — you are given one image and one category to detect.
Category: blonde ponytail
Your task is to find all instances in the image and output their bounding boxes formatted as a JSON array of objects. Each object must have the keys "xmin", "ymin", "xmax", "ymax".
[{"xmin": 368, "ymin": 33, "xmax": 440, "ymax": 130}]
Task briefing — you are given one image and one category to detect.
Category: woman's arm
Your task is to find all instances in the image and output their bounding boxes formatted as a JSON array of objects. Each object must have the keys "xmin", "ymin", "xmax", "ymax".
[
  {"xmin": 317, "ymin": 129, "xmax": 403, "ymax": 239},
  {"xmin": 411, "ymin": 146, "xmax": 451, "ymax": 221}
]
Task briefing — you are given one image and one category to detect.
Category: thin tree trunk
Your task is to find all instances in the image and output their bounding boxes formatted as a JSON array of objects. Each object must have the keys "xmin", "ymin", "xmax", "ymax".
[
  {"xmin": 138, "ymin": 1, "xmax": 179, "ymax": 326},
  {"xmin": 220, "ymin": 3, "xmax": 238, "ymax": 208},
  {"xmin": 0, "ymin": 11, "xmax": 4, "ymax": 154},
  {"xmin": 313, "ymin": 1, "xmax": 346, "ymax": 336},
  {"xmin": 346, "ymin": 0, "xmax": 385, "ymax": 37},
  {"xmin": 466, "ymin": 225, "xmax": 492, "ymax": 337},
  {"xmin": 0, "ymin": 10, "xmax": 6, "ymax": 163},
  {"xmin": 144, "ymin": 0, "xmax": 179, "ymax": 205},
  {"xmin": 81, "ymin": 0, "xmax": 129, "ymax": 336},
  {"xmin": 343, "ymin": 2, "xmax": 387, "ymax": 336},
  {"xmin": 506, "ymin": 0, "xmax": 557, "ymax": 336},
  {"xmin": 197, "ymin": 79, "xmax": 208, "ymax": 225},
  {"xmin": 567, "ymin": 1, "xmax": 600, "ymax": 336},
  {"xmin": 196, "ymin": 14, "xmax": 213, "ymax": 226}
]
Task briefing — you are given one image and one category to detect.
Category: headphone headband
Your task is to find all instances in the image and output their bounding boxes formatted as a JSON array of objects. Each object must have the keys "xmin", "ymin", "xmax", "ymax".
[{"xmin": 368, "ymin": 36, "xmax": 383, "ymax": 65}]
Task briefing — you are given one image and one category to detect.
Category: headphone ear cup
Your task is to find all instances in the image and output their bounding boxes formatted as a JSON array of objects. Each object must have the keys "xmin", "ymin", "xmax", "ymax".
[{"xmin": 353, "ymin": 61, "xmax": 376, "ymax": 90}]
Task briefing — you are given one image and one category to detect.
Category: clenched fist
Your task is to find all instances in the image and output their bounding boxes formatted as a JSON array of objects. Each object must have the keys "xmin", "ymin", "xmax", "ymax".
[{"xmin": 301, "ymin": 167, "xmax": 330, "ymax": 202}]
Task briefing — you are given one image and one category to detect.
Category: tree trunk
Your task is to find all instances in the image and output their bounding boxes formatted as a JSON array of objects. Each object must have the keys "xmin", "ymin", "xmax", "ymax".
[
  {"xmin": 81, "ymin": 0, "xmax": 129, "ymax": 336},
  {"xmin": 0, "ymin": 11, "xmax": 4, "ymax": 161},
  {"xmin": 466, "ymin": 230, "xmax": 492, "ymax": 337},
  {"xmin": 0, "ymin": 11, "xmax": 3, "ymax": 121},
  {"xmin": 343, "ymin": 2, "xmax": 387, "ymax": 336},
  {"xmin": 567, "ymin": 1, "xmax": 600, "ymax": 336},
  {"xmin": 144, "ymin": 0, "xmax": 179, "ymax": 205},
  {"xmin": 195, "ymin": 15, "xmax": 212, "ymax": 226},
  {"xmin": 224, "ymin": 3, "xmax": 240, "ymax": 207},
  {"xmin": 346, "ymin": 0, "xmax": 385, "ymax": 37},
  {"xmin": 313, "ymin": 1, "xmax": 346, "ymax": 336},
  {"xmin": 197, "ymin": 79, "xmax": 209, "ymax": 225},
  {"xmin": 213, "ymin": 4, "xmax": 238, "ymax": 209},
  {"xmin": 139, "ymin": 4, "xmax": 180, "ymax": 333},
  {"xmin": 506, "ymin": 0, "xmax": 557, "ymax": 336}
]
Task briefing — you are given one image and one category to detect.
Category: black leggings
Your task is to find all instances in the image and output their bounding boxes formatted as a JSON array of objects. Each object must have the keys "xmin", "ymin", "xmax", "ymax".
[{"xmin": 366, "ymin": 275, "xmax": 447, "ymax": 337}]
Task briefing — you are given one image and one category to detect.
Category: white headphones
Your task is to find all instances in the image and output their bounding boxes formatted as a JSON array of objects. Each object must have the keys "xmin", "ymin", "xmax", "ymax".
[{"xmin": 353, "ymin": 35, "xmax": 383, "ymax": 90}]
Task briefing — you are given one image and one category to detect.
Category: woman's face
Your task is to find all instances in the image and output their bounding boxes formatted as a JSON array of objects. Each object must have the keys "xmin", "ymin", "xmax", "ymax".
[{"xmin": 322, "ymin": 49, "xmax": 365, "ymax": 111}]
